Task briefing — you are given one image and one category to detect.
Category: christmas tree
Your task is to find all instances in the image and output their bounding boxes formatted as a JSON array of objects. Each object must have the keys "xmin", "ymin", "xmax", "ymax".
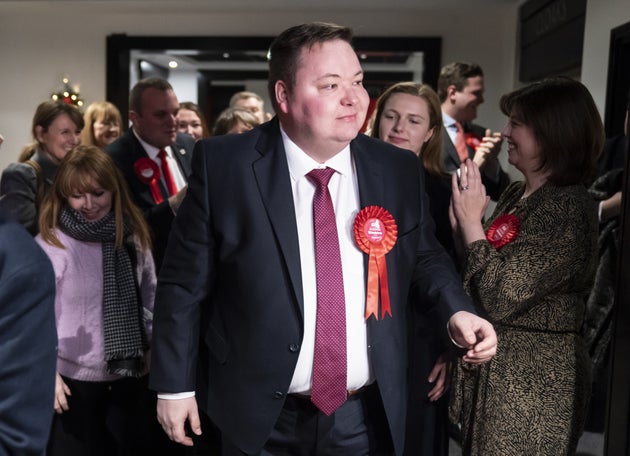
[{"xmin": 51, "ymin": 77, "xmax": 84, "ymax": 108}]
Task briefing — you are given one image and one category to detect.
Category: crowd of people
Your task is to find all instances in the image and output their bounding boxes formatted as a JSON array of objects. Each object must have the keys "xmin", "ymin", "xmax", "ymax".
[{"xmin": 0, "ymin": 19, "xmax": 621, "ymax": 456}]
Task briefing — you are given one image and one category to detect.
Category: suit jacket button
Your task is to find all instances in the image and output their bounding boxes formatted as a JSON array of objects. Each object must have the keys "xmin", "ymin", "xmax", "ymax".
[
  {"xmin": 274, "ymin": 391, "xmax": 284, "ymax": 399},
  {"xmin": 288, "ymin": 343, "xmax": 299, "ymax": 353}
]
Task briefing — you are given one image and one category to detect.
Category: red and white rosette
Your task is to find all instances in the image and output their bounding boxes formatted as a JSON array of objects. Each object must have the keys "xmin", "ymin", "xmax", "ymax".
[
  {"xmin": 486, "ymin": 214, "xmax": 520, "ymax": 249},
  {"xmin": 464, "ymin": 132, "xmax": 482, "ymax": 151},
  {"xmin": 133, "ymin": 158, "xmax": 163, "ymax": 204},
  {"xmin": 353, "ymin": 206, "xmax": 398, "ymax": 320}
]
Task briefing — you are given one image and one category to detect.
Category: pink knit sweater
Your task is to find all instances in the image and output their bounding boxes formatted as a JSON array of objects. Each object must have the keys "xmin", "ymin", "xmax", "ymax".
[{"xmin": 36, "ymin": 230, "xmax": 156, "ymax": 382}]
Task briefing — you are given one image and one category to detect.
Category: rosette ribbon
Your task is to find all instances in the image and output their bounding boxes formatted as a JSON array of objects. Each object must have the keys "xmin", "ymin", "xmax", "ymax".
[
  {"xmin": 486, "ymin": 213, "xmax": 520, "ymax": 249},
  {"xmin": 353, "ymin": 206, "xmax": 398, "ymax": 320},
  {"xmin": 133, "ymin": 158, "xmax": 163, "ymax": 205}
]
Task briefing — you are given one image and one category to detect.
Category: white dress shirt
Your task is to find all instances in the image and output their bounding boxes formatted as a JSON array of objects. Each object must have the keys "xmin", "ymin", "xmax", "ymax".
[
  {"xmin": 442, "ymin": 111, "xmax": 459, "ymax": 146},
  {"xmin": 281, "ymin": 128, "xmax": 372, "ymax": 394}
]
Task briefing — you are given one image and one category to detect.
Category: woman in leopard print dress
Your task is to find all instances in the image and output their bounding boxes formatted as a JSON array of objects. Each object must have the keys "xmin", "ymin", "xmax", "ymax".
[{"xmin": 448, "ymin": 77, "xmax": 604, "ymax": 455}]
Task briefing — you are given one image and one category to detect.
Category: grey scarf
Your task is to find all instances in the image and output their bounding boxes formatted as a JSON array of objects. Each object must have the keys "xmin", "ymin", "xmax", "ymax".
[{"xmin": 59, "ymin": 206, "xmax": 147, "ymax": 377}]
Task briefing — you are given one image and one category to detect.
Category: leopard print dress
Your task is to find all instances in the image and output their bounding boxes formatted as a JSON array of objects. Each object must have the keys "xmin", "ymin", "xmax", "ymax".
[{"xmin": 449, "ymin": 181, "xmax": 598, "ymax": 456}]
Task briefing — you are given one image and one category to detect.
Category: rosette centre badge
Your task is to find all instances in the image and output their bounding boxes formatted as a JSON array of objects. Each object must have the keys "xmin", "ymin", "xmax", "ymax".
[
  {"xmin": 134, "ymin": 158, "xmax": 163, "ymax": 204},
  {"xmin": 354, "ymin": 206, "xmax": 398, "ymax": 320},
  {"xmin": 486, "ymin": 213, "xmax": 520, "ymax": 249}
]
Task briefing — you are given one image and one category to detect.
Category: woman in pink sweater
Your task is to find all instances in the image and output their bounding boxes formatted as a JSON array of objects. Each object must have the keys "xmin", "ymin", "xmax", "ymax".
[{"xmin": 36, "ymin": 145, "xmax": 156, "ymax": 455}]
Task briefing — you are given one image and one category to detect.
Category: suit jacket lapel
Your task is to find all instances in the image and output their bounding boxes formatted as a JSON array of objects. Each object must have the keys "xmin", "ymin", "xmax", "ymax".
[
  {"xmin": 252, "ymin": 122, "xmax": 304, "ymax": 318},
  {"xmin": 442, "ymin": 126, "xmax": 461, "ymax": 168},
  {"xmin": 352, "ymin": 135, "xmax": 383, "ymax": 294},
  {"xmin": 171, "ymin": 133, "xmax": 193, "ymax": 178},
  {"xmin": 352, "ymin": 136, "xmax": 384, "ymax": 208}
]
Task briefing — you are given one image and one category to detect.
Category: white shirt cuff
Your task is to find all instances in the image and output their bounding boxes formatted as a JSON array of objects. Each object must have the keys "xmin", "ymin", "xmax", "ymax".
[
  {"xmin": 446, "ymin": 321, "xmax": 467, "ymax": 349},
  {"xmin": 158, "ymin": 391, "xmax": 196, "ymax": 400}
]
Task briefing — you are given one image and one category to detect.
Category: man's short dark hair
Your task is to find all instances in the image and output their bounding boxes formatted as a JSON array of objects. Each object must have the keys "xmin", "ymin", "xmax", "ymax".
[
  {"xmin": 129, "ymin": 77, "xmax": 174, "ymax": 114},
  {"xmin": 437, "ymin": 62, "xmax": 484, "ymax": 103},
  {"xmin": 267, "ymin": 22, "xmax": 354, "ymax": 112}
]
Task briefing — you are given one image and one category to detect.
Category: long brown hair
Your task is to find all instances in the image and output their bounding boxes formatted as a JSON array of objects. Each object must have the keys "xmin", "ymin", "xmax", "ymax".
[
  {"xmin": 20, "ymin": 101, "xmax": 84, "ymax": 162},
  {"xmin": 370, "ymin": 82, "xmax": 446, "ymax": 177},
  {"xmin": 39, "ymin": 145, "xmax": 151, "ymax": 250}
]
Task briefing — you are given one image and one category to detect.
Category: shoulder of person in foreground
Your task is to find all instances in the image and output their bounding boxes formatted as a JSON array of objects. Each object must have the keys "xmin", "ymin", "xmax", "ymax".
[{"xmin": 0, "ymin": 211, "xmax": 57, "ymax": 455}]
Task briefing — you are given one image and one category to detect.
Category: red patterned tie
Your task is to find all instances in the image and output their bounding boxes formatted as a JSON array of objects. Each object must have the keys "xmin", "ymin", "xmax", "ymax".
[
  {"xmin": 454, "ymin": 122, "xmax": 469, "ymax": 163},
  {"xmin": 158, "ymin": 149, "xmax": 178, "ymax": 196},
  {"xmin": 306, "ymin": 167, "xmax": 347, "ymax": 416}
]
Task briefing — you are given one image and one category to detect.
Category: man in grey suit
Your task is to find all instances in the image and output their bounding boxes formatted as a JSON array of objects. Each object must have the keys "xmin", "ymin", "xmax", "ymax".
[
  {"xmin": 105, "ymin": 77, "xmax": 194, "ymax": 271},
  {"xmin": 150, "ymin": 23, "xmax": 497, "ymax": 455},
  {"xmin": 438, "ymin": 62, "xmax": 509, "ymax": 200}
]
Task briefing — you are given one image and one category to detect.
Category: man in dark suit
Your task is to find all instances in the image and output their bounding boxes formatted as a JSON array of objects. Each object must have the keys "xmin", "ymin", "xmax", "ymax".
[
  {"xmin": 438, "ymin": 62, "xmax": 509, "ymax": 200},
  {"xmin": 0, "ymin": 210, "xmax": 57, "ymax": 455},
  {"xmin": 105, "ymin": 77, "xmax": 194, "ymax": 271},
  {"xmin": 150, "ymin": 22, "xmax": 497, "ymax": 456}
]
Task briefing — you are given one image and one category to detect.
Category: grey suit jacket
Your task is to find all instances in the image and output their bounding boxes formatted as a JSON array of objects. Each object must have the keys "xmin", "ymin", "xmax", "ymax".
[{"xmin": 0, "ymin": 149, "xmax": 58, "ymax": 235}]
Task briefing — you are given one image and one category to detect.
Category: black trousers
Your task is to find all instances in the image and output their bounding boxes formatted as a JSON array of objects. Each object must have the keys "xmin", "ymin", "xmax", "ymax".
[
  {"xmin": 219, "ymin": 383, "xmax": 394, "ymax": 456},
  {"xmin": 47, "ymin": 375, "xmax": 188, "ymax": 456}
]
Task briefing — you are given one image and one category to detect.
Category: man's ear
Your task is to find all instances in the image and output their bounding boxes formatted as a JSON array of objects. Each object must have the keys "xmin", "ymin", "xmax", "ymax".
[
  {"xmin": 128, "ymin": 110, "xmax": 139, "ymax": 124},
  {"xmin": 447, "ymin": 84, "xmax": 459, "ymax": 102},
  {"xmin": 275, "ymin": 81, "xmax": 290, "ymax": 114}
]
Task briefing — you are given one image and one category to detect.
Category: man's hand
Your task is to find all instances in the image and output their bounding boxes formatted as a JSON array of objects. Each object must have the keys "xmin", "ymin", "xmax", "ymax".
[
  {"xmin": 168, "ymin": 185, "xmax": 188, "ymax": 214},
  {"xmin": 157, "ymin": 396, "xmax": 202, "ymax": 446},
  {"xmin": 600, "ymin": 191, "xmax": 622, "ymax": 221},
  {"xmin": 427, "ymin": 351, "xmax": 454, "ymax": 402},
  {"xmin": 448, "ymin": 310, "xmax": 497, "ymax": 364},
  {"xmin": 473, "ymin": 129, "xmax": 503, "ymax": 173}
]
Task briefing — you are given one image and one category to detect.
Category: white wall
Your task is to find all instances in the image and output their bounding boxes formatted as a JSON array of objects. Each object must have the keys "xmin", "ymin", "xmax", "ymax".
[
  {"xmin": 581, "ymin": 0, "xmax": 630, "ymax": 117},
  {"xmin": 0, "ymin": 1, "xmax": 519, "ymax": 171}
]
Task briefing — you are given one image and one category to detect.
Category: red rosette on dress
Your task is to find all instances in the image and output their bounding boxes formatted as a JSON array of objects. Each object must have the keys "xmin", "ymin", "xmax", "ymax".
[
  {"xmin": 353, "ymin": 206, "xmax": 398, "ymax": 320},
  {"xmin": 486, "ymin": 214, "xmax": 520, "ymax": 249},
  {"xmin": 464, "ymin": 132, "xmax": 482, "ymax": 151},
  {"xmin": 133, "ymin": 158, "xmax": 163, "ymax": 205}
]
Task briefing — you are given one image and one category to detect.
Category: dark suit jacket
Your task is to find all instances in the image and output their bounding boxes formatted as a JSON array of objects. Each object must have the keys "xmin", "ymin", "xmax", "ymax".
[
  {"xmin": 441, "ymin": 123, "xmax": 510, "ymax": 200},
  {"xmin": 0, "ymin": 149, "xmax": 58, "ymax": 236},
  {"xmin": 0, "ymin": 212, "xmax": 57, "ymax": 455},
  {"xmin": 149, "ymin": 120, "xmax": 474, "ymax": 455},
  {"xmin": 105, "ymin": 130, "xmax": 194, "ymax": 271}
]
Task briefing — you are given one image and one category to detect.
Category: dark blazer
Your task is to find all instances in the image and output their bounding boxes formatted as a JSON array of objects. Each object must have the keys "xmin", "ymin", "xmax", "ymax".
[
  {"xmin": 105, "ymin": 130, "xmax": 194, "ymax": 271},
  {"xmin": 441, "ymin": 123, "xmax": 510, "ymax": 200},
  {"xmin": 0, "ymin": 149, "xmax": 58, "ymax": 235},
  {"xmin": 149, "ymin": 120, "xmax": 474, "ymax": 455},
  {"xmin": 0, "ymin": 211, "xmax": 57, "ymax": 455}
]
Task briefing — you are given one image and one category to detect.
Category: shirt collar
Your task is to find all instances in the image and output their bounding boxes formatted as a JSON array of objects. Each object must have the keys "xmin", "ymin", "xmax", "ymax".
[
  {"xmin": 132, "ymin": 128, "xmax": 171, "ymax": 160},
  {"xmin": 281, "ymin": 126, "xmax": 353, "ymax": 182},
  {"xmin": 442, "ymin": 111, "xmax": 458, "ymax": 130}
]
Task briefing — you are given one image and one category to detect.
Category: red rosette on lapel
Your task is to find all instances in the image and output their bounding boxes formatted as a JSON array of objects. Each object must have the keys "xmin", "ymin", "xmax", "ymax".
[
  {"xmin": 464, "ymin": 132, "xmax": 482, "ymax": 151},
  {"xmin": 353, "ymin": 206, "xmax": 398, "ymax": 320},
  {"xmin": 486, "ymin": 214, "xmax": 520, "ymax": 249},
  {"xmin": 133, "ymin": 158, "xmax": 163, "ymax": 205}
]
